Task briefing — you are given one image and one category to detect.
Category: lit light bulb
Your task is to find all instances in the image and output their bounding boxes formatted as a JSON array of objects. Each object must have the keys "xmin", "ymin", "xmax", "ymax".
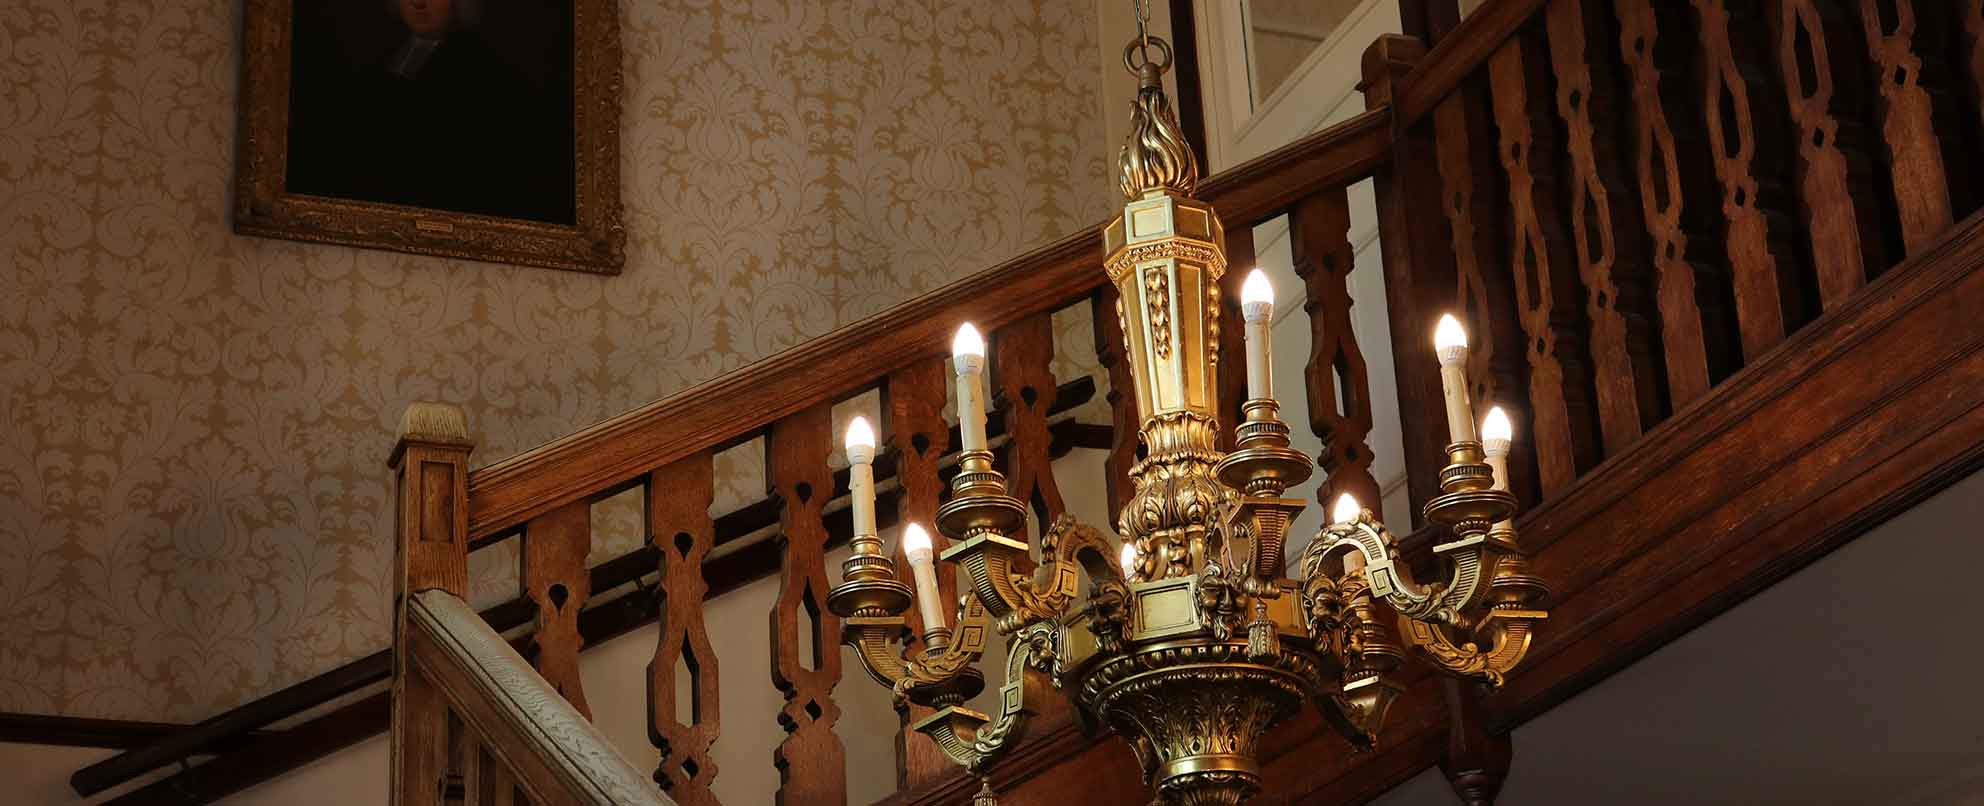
[
  {"xmin": 1331, "ymin": 493, "xmax": 1363, "ymax": 525},
  {"xmin": 1482, "ymin": 407, "xmax": 1513, "ymax": 444},
  {"xmin": 902, "ymin": 523, "xmax": 933, "ymax": 565},
  {"xmin": 1240, "ymin": 269, "xmax": 1274, "ymax": 321},
  {"xmin": 1119, "ymin": 542, "xmax": 1139, "ymax": 578},
  {"xmin": 951, "ymin": 323, "xmax": 986, "ymax": 361},
  {"xmin": 1435, "ymin": 314, "xmax": 1468, "ymax": 351},
  {"xmin": 844, "ymin": 416, "xmax": 876, "ymax": 462}
]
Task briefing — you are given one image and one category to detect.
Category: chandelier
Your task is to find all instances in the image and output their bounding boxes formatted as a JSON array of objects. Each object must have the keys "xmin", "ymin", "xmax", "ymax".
[{"xmin": 826, "ymin": 22, "xmax": 1548, "ymax": 806}]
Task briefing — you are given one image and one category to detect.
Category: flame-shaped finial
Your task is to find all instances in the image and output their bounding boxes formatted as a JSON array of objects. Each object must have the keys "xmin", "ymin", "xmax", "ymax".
[{"xmin": 1117, "ymin": 37, "xmax": 1200, "ymax": 200}]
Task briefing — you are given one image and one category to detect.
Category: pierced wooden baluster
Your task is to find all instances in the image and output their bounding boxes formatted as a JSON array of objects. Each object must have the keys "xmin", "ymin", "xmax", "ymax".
[
  {"xmin": 1692, "ymin": 0, "xmax": 1809, "ymax": 366},
  {"xmin": 1545, "ymin": 0, "xmax": 1667, "ymax": 450},
  {"xmin": 1614, "ymin": 0, "xmax": 1725, "ymax": 409},
  {"xmin": 1363, "ymin": 34, "xmax": 1464, "ymax": 520},
  {"xmin": 1489, "ymin": 27, "xmax": 1605, "ymax": 494},
  {"xmin": 886, "ymin": 357, "xmax": 956, "ymax": 791},
  {"xmin": 647, "ymin": 456, "xmax": 720, "ymax": 805},
  {"xmin": 523, "ymin": 500, "xmax": 591, "ymax": 718},
  {"xmin": 767, "ymin": 405, "xmax": 847, "ymax": 806},
  {"xmin": 1854, "ymin": 0, "xmax": 1956, "ymax": 251},
  {"xmin": 390, "ymin": 402, "xmax": 474, "ymax": 806},
  {"xmin": 1092, "ymin": 286, "xmax": 1139, "ymax": 523},
  {"xmin": 1433, "ymin": 80, "xmax": 1539, "ymax": 506},
  {"xmin": 996, "ymin": 313, "xmax": 1068, "ymax": 524},
  {"xmin": 1216, "ymin": 225, "xmax": 1258, "ymax": 453},
  {"xmin": 1291, "ymin": 189, "xmax": 1383, "ymax": 511},
  {"xmin": 1770, "ymin": 0, "xmax": 1888, "ymax": 307}
]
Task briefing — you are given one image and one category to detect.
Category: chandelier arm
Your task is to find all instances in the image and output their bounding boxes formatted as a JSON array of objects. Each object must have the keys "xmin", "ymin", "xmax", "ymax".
[
  {"xmin": 912, "ymin": 622, "xmax": 1059, "ymax": 775},
  {"xmin": 1396, "ymin": 608, "xmax": 1545, "ymax": 687},
  {"xmin": 890, "ymin": 591, "xmax": 997, "ymax": 707}
]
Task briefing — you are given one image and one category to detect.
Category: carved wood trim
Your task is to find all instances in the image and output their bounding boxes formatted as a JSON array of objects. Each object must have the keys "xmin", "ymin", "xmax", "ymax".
[
  {"xmin": 1488, "ymin": 27, "xmax": 1604, "ymax": 494},
  {"xmin": 1615, "ymin": 0, "xmax": 1718, "ymax": 409},
  {"xmin": 647, "ymin": 456, "xmax": 719, "ymax": 805},
  {"xmin": 1291, "ymin": 189, "xmax": 1382, "ymax": 510},
  {"xmin": 1365, "ymin": 33, "xmax": 1461, "ymax": 522},
  {"xmin": 464, "ymin": 110, "xmax": 1392, "ymax": 543},
  {"xmin": 767, "ymin": 405, "xmax": 847, "ymax": 806},
  {"xmin": 1432, "ymin": 81, "xmax": 1538, "ymax": 506},
  {"xmin": 1691, "ymin": 0, "xmax": 1808, "ymax": 367},
  {"xmin": 523, "ymin": 502, "xmax": 592, "ymax": 718},
  {"xmin": 1544, "ymin": 0, "xmax": 1665, "ymax": 451},
  {"xmin": 886, "ymin": 358, "xmax": 957, "ymax": 791},
  {"xmin": 1770, "ymin": 0, "xmax": 1887, "ymax": 307},
  {"xmin": 996, "ymin": 313, "xmax": 1068, "ymax": 524},
  {"xmin": 1853, "ymin": 0, "xmax": 1956, "ymax": 252},
  {"xmin": 406, "ymin": 591, "xmax": 666, "ymax": 805}
]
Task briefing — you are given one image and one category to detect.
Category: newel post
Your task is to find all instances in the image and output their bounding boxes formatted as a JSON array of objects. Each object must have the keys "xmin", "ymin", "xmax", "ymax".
[{"xmin": 388, "ymin": 402, "xmax": 474, "ymax": 806}]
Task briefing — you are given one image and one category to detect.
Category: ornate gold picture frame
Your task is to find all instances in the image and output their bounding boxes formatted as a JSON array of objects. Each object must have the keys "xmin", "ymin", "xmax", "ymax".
[{"xmin": 235, "ymin": 0, "xmax": 624, "ymax": 274}]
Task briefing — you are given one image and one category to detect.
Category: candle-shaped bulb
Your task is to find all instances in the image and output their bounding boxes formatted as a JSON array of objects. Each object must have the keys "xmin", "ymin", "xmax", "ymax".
[
  {"xmin": 952, "ymin": 323, "xmax": 989, "ymax": 451},
  {"xmin": 952, "ymin": 323, "xmax": 985, "ymax": 369},
  {"xmin": 845, "ymin": 416, "xmax": 876, "ymax": 463},
  {"xmin": 1240, "ymin": 269, "xmax": 1274, "ymax": 322},
  {"xmin": 1482, "ymin": 407, "xmax": 1513, "ymax": 451},
  {"xmin": 1331, "ymin": 493, "xmax": 1362, "ymax": 524},
  {"xmin": 1119, "ymin": 542, "xmax": 1139, "ymax": 579},
  {"xmin": 1434, "ymin": 314, "xmax": 1468, "ymax": 365},
  {"xmin": 900, "ymin": 523, "xmax": 946, "ymax": 636},
  {"xmin": 902, "ymin": 523, "xmax": 933, "ymax": 565}
]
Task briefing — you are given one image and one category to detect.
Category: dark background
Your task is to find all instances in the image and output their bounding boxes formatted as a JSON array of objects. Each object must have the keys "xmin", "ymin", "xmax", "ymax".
[{"xmin": 285, "ymin": 0, "xmax": 578, "ymax": 225}]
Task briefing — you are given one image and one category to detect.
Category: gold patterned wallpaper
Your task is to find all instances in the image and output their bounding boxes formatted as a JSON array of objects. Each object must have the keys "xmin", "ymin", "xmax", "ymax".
[{"xmin": 0, "ymin": 0, "xmax": 1112, "ymax": 721}]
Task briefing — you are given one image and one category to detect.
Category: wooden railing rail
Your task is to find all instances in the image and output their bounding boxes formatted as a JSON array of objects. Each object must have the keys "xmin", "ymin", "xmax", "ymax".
[
  {"xmin": 402, "ymin": 590, "xmax": 668, "ymax": 806},
  {"xmin": 70, "ymin": 377, "xmax": 1101, "ymax": 802}
]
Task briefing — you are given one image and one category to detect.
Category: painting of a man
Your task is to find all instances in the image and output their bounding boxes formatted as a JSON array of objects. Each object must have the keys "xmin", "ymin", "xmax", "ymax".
[{"xmin": 284, "ymin": 0, "xmax": 578, "ymax": 224}]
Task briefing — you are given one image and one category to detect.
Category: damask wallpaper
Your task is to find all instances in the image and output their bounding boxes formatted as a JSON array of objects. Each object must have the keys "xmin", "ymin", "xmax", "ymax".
[{"xmin": 0, "ymin": 0, "xmax": 1112, "ymax": 721}]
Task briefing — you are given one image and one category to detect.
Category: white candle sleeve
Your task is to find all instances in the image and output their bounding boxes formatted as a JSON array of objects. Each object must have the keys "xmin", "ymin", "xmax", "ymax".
[
  {"xmin": 908, "ymin": 554, "xmax": 946, "ymax": 633},
  {"xmin": 849, "ymin": 460, "xmax": 877, "ymax": 537}
]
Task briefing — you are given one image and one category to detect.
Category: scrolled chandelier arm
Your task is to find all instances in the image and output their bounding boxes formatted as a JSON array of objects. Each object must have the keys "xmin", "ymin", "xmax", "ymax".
[{"xmin": 825, "ymin": 16, "xmax": 1550, "ymax": 804}]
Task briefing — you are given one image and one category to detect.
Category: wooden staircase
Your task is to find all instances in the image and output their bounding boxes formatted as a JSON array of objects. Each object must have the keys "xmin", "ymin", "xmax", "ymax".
[{"xmin": 60, "ymin": 0, "xmax": 1984, "ymax": 802}]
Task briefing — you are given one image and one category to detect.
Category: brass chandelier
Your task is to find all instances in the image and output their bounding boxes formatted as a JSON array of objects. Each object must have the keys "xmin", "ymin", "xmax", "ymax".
[{"xmin": 826, "ymin": 22, "xmax": 1548, "ymax": 806}]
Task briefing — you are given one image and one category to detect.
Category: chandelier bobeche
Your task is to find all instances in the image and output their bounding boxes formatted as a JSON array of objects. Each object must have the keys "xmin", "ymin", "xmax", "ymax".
[{"xmin": 826, "ymin": 31, "xmax": 1548, "ymax": 806}]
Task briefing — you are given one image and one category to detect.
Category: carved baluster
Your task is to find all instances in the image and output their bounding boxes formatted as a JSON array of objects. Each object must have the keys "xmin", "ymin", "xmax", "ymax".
[
  {"xmin": 1692, "ymin": 0, "xmax": 1809, "ymax": 366},
  {"xmin": 1612, "ymin": 0, "xmax": 1737, "ymax": 409},
  {"xmin": 1770, "ymin": 0, "xmax": 1889, "ymax": 307},
  {"xmin": 1092, "ymin": 286, "xmax": 1139, "ymax": 522},
  {"xmin": 1433, "ymin": 81, "xmax": 1538, "ymax": 505},
  {"xmin": 1545, "ymin": 0, "xmax": 1666, "ymax": 449},
  {"xmin": 886, "ymin": 358, "xmax": 956, "ymax": 791},
  {"xmin": 647, "ymin": 456, "xmax": 719, "ymax": 804},
  {"xmin": 1489, "ymin": 26, "xmax": 1604, "ymax": 494},
  {"xmin": 523, "ymin": 500, "xmax": 591, "ymax": 718},
  {"xmin": 995, "ymin": 313, "xmax": 1067, "ymax": 524},
  {"xmin": 1216, "ymin": 224, "xmax": 1259, "ymax": 452},
  {"xmin": 768, "ymin": 405, "xmax": 847, "ymax": 806},
  {"xmin": 1291, "ymin": 189, "xmax": 1382, "ymax": 511},
  {"xmin": 1363, "ymin": 34, "xmax": 1463, "ymax": 520},
  {"xmin": 1854, "ymin": 0, "xmax": 1955, "ymax": 251},
  {"xmin": 390, "ymin": 402, "xmax": 474, "ymax": 806}
]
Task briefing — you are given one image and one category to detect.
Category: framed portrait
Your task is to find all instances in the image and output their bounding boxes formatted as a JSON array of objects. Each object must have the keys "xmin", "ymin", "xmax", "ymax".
[{"xmin": 236, "ymin": 0, "xmax": 624, "ymax": 274}]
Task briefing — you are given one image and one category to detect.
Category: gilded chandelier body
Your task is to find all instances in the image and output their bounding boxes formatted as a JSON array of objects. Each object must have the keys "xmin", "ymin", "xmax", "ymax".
[{"xmin": 826, "ymin": 32, "xmax": 1548, "ymax": 806}]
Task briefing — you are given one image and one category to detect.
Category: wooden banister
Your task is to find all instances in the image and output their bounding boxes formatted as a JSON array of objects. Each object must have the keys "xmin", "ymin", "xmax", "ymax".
[
  {"xmin": 403, "ymin": 590, "xmax": 668, "ymax": 805},
  {"xmin": 463, "ymin": 109, "xmax": 1393, "ymax": 544}
]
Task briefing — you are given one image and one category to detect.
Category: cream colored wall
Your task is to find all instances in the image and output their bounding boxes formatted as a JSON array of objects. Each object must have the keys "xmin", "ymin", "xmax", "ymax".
[{"xmin": 0, "ymin": 0, "xmax": 1113, "ymax": 724}]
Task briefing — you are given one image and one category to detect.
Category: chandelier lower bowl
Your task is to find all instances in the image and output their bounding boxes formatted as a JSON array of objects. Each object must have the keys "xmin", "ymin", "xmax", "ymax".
[{"xmin": 1070, "ymin": 637, "xmax": 1329, "ymax": 806}]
